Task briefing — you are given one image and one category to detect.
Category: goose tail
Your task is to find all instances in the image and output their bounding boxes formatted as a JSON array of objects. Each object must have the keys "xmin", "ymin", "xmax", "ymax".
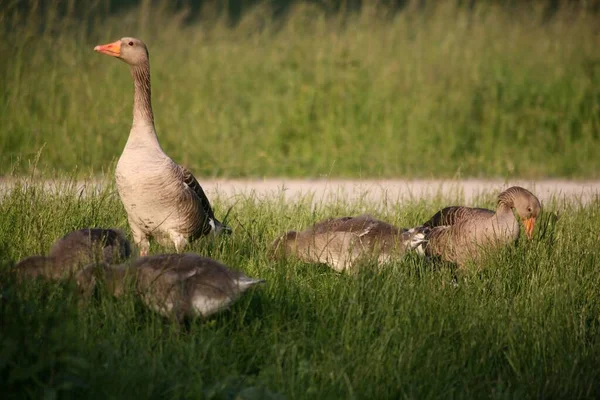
[
  {"xmin": 208, "ymin": 217, "xmax": 233, "ymax": 236},
  {"xmin": 217, "ymin": 221, "xmax": 233, "ymax": 235},
  {"xmin": 212, "ymin": 203, "xmax": 235, "ymax": 236},
  {"xmin": 236, "ymin": 275, "xmax": 266, "ymax": 291},
  {"xmin": 403, "ymin": 226, "xmax": 430, "ymax": 256}
]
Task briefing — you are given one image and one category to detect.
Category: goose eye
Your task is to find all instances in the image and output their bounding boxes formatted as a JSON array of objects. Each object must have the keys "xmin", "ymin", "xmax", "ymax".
[
  {"xmin": 128, "ymin": 41, "xmax": 134, "ymax": 46},
  {"xmin": 527, "ymin": 207, "xmax": 532, "ymax": 212}
]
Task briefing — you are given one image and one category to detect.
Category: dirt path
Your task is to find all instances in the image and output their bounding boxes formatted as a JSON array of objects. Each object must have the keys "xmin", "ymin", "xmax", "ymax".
[
  {"xmin": 208, "ymin": 179, "xmax": 600, "ymax": 205},
  {"xmin": 1, "ymin": 178, "xmax": 599, "ymax": 206}
]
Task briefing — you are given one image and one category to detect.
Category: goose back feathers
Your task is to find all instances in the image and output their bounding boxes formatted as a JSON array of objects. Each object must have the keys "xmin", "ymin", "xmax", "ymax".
[
  {"xmin": 15, "ymin": 228, "xmax": 131, "ymax": 280},
  {"xmin": 271, "ymin": 214, "xmax": 421, "ymax": 272}
]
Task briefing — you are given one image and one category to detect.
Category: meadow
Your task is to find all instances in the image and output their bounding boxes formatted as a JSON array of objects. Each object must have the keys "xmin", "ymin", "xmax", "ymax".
[
  {"xmin": 1, "ymin": 179, "xmax": 600, "ymax": 399},
  {"xmin": 0, "ymin": 0, "xmax": 599, "ymax": 178},
  {"xmin": 2, "ymin": 0, "xmax": 600, "ymax": 398}
]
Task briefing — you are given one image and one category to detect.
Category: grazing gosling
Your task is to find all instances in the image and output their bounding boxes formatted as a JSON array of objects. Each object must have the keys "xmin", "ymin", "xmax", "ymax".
[
  {"xmin": 271, "ymin": 214, "xmax": 423, "ymax": 272},
  {"xmin": 76, "ymin": 253, "xmax": 265, "ymax": 322},
  {"xmin": 15, "ymin": 228, "xmax": 131, "ymax": 280}
]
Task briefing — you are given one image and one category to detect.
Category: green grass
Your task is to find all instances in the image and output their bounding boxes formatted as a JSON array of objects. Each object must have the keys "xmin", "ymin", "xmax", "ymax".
[
  {"xmin": 1, "ymin": 178, "xmax": 600, "ymax": 399},
  {"xmin": 1, "ymin": 0, "xmax": 599, "ymax": 179}
]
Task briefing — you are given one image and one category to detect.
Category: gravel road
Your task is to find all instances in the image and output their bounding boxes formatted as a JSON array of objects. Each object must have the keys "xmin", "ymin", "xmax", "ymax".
[{"xmin": 1, "ymin": 178, "xmax": 599, "ymax": 207}]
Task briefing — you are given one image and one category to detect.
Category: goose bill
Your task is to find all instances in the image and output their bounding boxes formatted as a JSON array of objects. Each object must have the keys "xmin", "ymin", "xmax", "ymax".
[
  {"xmin": 522, "ymin": 217, "xmax": 536, "ymax": 239},
  {"xmin": 94, "ymin": 40, "xmax": 121, "ymax": 57}
]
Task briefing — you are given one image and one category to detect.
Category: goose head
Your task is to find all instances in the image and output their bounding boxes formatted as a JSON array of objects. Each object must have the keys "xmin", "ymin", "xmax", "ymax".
[
  {"xmin": 498, "ymin": 186, "xmax": 541, "ymax": 239},
  {"xmin": 94, "ymin": 37, "xmax": 149, "ymax": 66}
]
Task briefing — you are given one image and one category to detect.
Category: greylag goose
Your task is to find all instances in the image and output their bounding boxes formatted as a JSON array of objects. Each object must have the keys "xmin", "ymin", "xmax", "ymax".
[
  {"xmin": 94, "ymin": 37, "xmax": 230, "ymax": 256},
  {"xmin": 76, "ymin": 253, "xmax": 265, "ymax": 322},
  {"xmin": 411, "ymin": 186, "xmax": 541, "ymax": 267},
  {"xmin": 14, "ymin": 228, "xmax": 131, "ymax": 280},
  {"xmin": 271, "ymin": 214, "xmax": 422, "ymax": 272}
]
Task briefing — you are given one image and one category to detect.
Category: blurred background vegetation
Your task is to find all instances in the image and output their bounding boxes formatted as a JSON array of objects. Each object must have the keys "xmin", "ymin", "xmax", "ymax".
[{"xmin": 0, "ymin": 0, "xmax": 599, "ymax": 178}]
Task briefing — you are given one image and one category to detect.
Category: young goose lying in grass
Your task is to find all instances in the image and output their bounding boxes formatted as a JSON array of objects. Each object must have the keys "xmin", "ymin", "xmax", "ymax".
[
  {"xmin": 15, "ymin": 228, "xmax": 131, "ymax": 280},
  {"xmin": 94, "ymin": 37, "xmax": 231, "ymax": 256},
  {"xmin": 271, "ymin": 214, "xmax": 422, "ymax": 272},
  {"xmin": 76, "ymin": 253, "xmax": 265, "ymax": 322},
  {"xmin": 411, "ymin": 186, "xmax": 541, "ymax": 268}
]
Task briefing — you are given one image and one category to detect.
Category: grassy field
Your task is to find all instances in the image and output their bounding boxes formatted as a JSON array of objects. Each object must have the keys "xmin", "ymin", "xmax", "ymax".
[
  {"xmin": 1, "ymin": 0, "xmax": 599, "ymax": 179},
  {"xmin": 1, "ymin": 179, "xmax": 600, "ymax": 399}
]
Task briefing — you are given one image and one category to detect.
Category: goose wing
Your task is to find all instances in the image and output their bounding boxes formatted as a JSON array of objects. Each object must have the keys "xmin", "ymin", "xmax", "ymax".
[
  {"xmin": 312, "ymin": 215, "xmax": 398, "ymax": 236},
  {"xmin": 311, "ymin": 216, "xmax": 354, "ymax": 234},
  {"xmin": 180, "ymin": 166, "xmax": 217, "ymax": 221},
  {"xmin": 420, "ymin": 225, "xmax": 456, "ymax": 260},
  {"xmin": 423, "ymin": 206, "xmax": 494, "ymax": 228},
  {"xmin": 135, "ymin": 254, "xmax": 198, "ymax": 286},
  {"xmin": 409, "ymin": 207, "xmax": 481, "ymax": 259},
  {"xmin": 312, "ymin": 215, "xmax": 405, "ymax": 255},
  {"xmin": 413, "ymin": 207, "xmax": 494, "ymax": 265}
]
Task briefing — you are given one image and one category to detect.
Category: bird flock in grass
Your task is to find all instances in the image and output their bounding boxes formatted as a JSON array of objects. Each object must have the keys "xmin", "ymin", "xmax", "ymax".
[{"xmin": 13, "ymin": 37, "xmax": 542, "ymax": 324}]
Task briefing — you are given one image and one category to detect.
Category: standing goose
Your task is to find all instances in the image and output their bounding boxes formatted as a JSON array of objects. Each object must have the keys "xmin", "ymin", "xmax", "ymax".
[
  {"xmin": 76, "ymin": 253, "xmax": 265, "ymax": 322},
  {"xmin": 14, "ymin": 228, "xmax": 131, "ymax": 280},
  {"xmin": 271, "ymin": 214, "xmax": 421, "ymax": 272},
  {"xmin": 411, "ymin": 186, "xmax": 541, "ymax": 267},
  {"xmin": 94, "ymin": 37, "xmax": 230, "ymax": 256}
]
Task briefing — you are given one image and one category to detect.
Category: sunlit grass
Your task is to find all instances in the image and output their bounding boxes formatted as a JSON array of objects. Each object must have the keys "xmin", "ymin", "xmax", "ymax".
[
  {"xmin": 0, "ymin": 0, "xmax": 599, "ymax": 179},
  {"xmin": 1, "ymin": 177, "xmax": 600, "ymax": 398}
]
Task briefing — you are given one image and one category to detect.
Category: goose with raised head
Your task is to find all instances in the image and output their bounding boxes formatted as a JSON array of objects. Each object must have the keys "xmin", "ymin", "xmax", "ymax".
[
  {"xmin": 411, "ymin": 186, "xmax": 541, "ymax": 267},
  {"xmin": 271, "ymin": 214, "xmax": 422, "ymax": 272},
  {"xmin": 76, "ymin": 253, "xmax": 265, "ymax": 322},
  {"xmin": 15, "ymin": 228, "xmax": 131, "ymax": 280},
  {"xmin": 94, "ymin": 37, "xmax": 231, "ymax": 256}
]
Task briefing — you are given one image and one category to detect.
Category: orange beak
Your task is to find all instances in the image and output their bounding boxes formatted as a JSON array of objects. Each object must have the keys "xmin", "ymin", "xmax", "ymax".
[
  {"xmin": 94, "ymin": 40, "xmax": 121, "ymax": 57},
  {"xmin": 522, "ymin": 217, "xmax": 536, "ymax": 240}
]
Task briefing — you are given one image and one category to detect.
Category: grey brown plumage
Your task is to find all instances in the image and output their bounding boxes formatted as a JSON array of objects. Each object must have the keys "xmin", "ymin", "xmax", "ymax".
[
  {"xmin": 412, "ymin": 186, "xmax": 541, "ymax": 267},
  {"xmin": 271, "ymin": 214, "xmax": 421, "ymax": 272},
  {"xmin": 422, "ymin": 206, "xmax": 494, "ymax": 228},
  {"xmin": 181, "ymin": 168, "xmax": 230, "ymax": 237},
  {"xmin": 14, "ymin": 228, "xmax": 131, "ymax": 280},
  {"xmin": 76, "ymin": 253, "xmax": 264, "ymax": 322},
  {"xmin": 94, "ymin": 37, "xmax": 230, "ymax": 256}
]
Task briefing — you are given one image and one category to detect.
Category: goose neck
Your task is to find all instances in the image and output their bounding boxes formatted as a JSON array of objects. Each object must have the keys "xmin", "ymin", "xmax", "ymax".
[
  {"xmin": 131, "ymin": 61, "xmax": 155, "ymax": 128},
  {"xmin": 496, "ymin": 202, "xmax": 513, "ymax": 216}
]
